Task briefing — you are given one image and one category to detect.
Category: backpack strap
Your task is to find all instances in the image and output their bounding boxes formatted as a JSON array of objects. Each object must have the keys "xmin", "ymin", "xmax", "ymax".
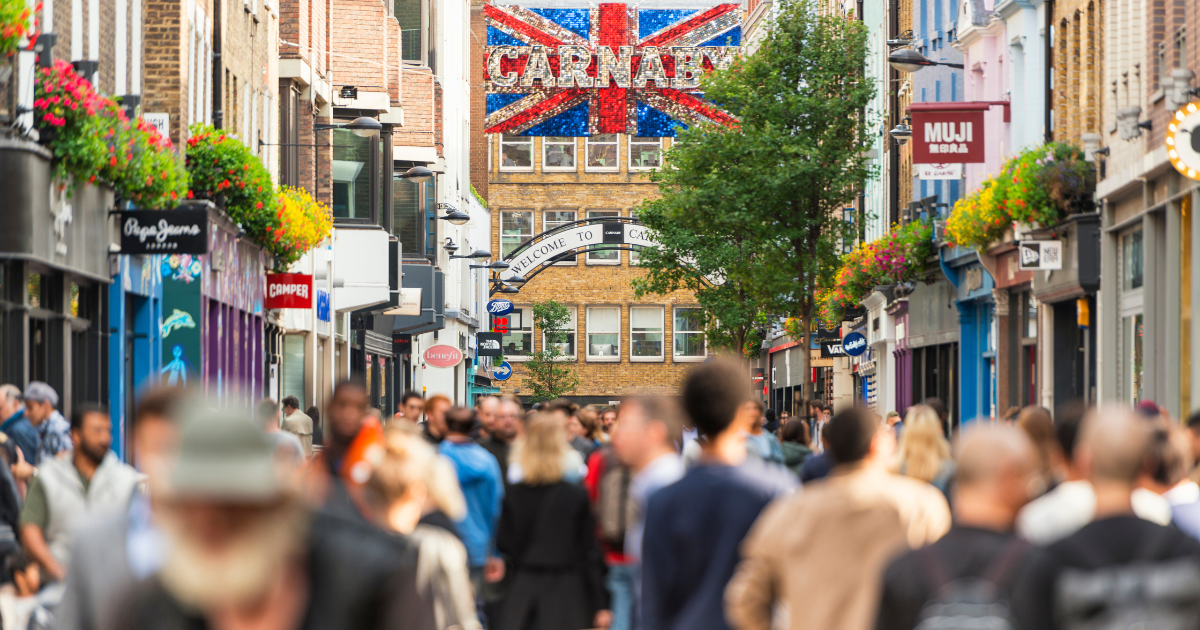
[{"xmin": 982, "ymin": 537, "xmax": 1033, "ymax": 588}]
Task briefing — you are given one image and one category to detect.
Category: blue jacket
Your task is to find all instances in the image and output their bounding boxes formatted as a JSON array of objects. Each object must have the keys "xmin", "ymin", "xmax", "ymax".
[
  {"xmin": 439, "ymin": 439, "xmax": 504, "ymax": 568},
  {"xmin": 0, "ymin": 410, "xmax": 39, "ymax": 466}
]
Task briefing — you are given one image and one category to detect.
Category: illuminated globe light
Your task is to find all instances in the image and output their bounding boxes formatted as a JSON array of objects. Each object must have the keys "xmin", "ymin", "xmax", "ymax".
[{"xmin": 1165, "ymin": 100, "xmax": 1200, "ymax": 181}]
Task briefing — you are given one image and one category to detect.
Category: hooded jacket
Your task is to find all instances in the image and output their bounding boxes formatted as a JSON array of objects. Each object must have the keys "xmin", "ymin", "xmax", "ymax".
[{"xmin": 438, "ymin": 439, "xmax": 504, "ymax": 567}]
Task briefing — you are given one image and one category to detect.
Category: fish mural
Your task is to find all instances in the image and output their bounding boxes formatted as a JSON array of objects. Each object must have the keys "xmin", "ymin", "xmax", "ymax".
[{"xmin": 162, "ymin": 309, "xmax": 196, "ymax": 338}]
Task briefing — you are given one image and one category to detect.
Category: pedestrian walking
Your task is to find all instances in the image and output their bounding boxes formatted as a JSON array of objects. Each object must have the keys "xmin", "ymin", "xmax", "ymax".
[
  {"xmin": 1013, "ymin": 406, "xmax": 1200, "ymax": 630},
  {"xmin": 257, "ymin": 398, "xmax": 305, "ymax": 469},
  {"xmin": 113, "ymin": 408, "xmax": 437, "ymax": 630},
  {"xmin": 799, "ymin": 431, "xmax": 834, "ymax": 483},
  {"xmin": 583, "ymin": 429, "xmax": 636, "ymax": 630},
  {"xmin": 875, "ymin": 424, "xmax": 1041, "ymax": 630},
  {"xmin": 423, "ymin": 395, "xmax": 452, "ymax": 445},
  {"xmin": 399, "ymin": 391, "xmax": 426, "ymax": 423},
  {"xmin": 744, "ymin": 401, "xmax": 785, "ymax": 467},
  {"xmin": 1138, "ymin": 425, "xmax": 1200, "ymax": 540},
  {"xmin": 22, "ymin": 383, "xmax": 72, "ymax": 466},
  {"xmin": 891, "ymin": 405, "xmax": 954, "ymax": 498},
  {"xmin": 280, "ymin": 395, "xmax": 314, "ymax": 457},
  {"xmin": 779, "ymin": 421, "xmax": 812, "ymax": 478},
  {"xmin": 19, "ymin": 404, "xmax": 139, "ymax": 583},
  {"xmin": 0, "ymin": 386, "xmax": 32, "ymax": 480},
  {"xmin": 478, "ymin": 396, "xmax": 520, "ymax": 483},
  {"xmin": 371, "ymin": 427, "xmax": 481, "ymax": 630},
  {"xmin": 641, "ymin": 360, "xmax": 795, "ymax": 630},
  {"xmin": 306, "ymin": 405, "xmax": 323, "ymax": 448},
  {"xmin": 306, "ymin": 379, "xmax": 385, "ymax": 521},
  {"xmin": 496, "ymin": 413, "xmax": 609, "ymax": 630},
  {"xmin": 475, "ymin": 395, "xmax": 500, "ymax": 440},
  {"xmin": 725, "ymin": 406, "xmax": 950, "ymax": 630},
  {"xmin": 600, "ymin": 407, "xmax": 618, "ymax": 439},
  {"xmin": 437, "ymin": 407, "xmax": 504, "ymax": 609}
]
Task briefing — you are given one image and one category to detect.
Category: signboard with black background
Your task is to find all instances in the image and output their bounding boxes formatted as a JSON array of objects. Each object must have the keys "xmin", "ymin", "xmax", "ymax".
[
  {"xmin": 602, "ymin": 222, "xmax": 625, "ymax": 244},
  {"xmin": 120, "ymin": 209, "xmax": 209, "ymax": 254},
  {"xmin": 477, "ymin": 332, "xmax": 503, "ymax": 356}
]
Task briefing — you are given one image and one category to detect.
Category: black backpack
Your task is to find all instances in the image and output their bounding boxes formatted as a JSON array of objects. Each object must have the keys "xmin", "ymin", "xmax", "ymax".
[{"xmin": 914, "ymin": 538, "xmax": 1030, "ymax": 630}]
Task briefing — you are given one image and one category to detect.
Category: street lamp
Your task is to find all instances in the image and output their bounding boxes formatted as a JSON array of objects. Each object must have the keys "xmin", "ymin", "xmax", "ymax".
[
  {"xmin": 497, "ymin": 284, "xmax": 520, "ymax": 294},
  {"xmin": 436, "ymin": 203, "xmax": 471, "ymax": 226},
  {"xmin": 398, "ymin": 165, "xmax": 433, "ymax": 183},
  {"xmin": 888, "ymin": 48, "xmax": 965, "ymax": 72},
  {"xmin": 890, "ymin": 116, "xmax": 913, "ymax": 145},
  {"xmin": 449, "ymin": 248, "xmax": 493, "ymax": 260},
  {"xmin": 506, "ymin": 273, "xmax": 527, "ymax": 285},
  {"xmin": 346, "ymin": 116, "xmax": 383, "ymax": 138},
  {"xmin": 443, "ymin": 237, "xmax": 459, "ymax": 254}
]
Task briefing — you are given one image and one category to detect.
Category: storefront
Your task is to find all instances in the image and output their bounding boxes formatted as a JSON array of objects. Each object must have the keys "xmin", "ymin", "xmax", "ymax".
[
  {"xmin": 989, "ymin": 245, "xmax": 1036, "ymax": 412},
  {"xmin": 108, "ymin": 254, "xmax": 164, "ymax": 460},
  {"xmin": 944, "ymin": 247, "xmax": 996, "ymax": 425},
  {"xmin": 862, "ymin": 288, "xmax": 896, "ymax": 413}
]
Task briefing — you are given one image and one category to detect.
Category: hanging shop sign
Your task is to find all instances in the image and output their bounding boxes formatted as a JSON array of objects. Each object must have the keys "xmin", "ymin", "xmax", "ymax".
[
  {"xmin": 493, "ymin": 361, "xmax": 514, "ymax": 381},
  {"xmin": 917, "ymin": 163, "xmax": 963, "ymax": 180},
  {"xmin": 119, "ymin": 209, "xmax": 209, "ymax": 254},
  {"xmin": 483, "ymin": 3, "xmax": 741, "ymax": 136},
  {"xmin": 477, "ymin": 332, "xmax": 503, "ymax": 357},
  {"xmin": 910, "ymin": 103, "xmax": 988, "ymax": 164},
  {"xmin": 499, "ymin": 222, "xmax": 656, "ymax": 281},
  {"xmin": 842, "ymin": 331, "xmax": 868, "ymax": 357},
  {"xmin": 1018, "ymin": 241, "xmax": 1064, "ymax": 271},
  {"xmin": 1167, "ymin": 101, "xmax": 1200, "ymax": 180},
  {"xmin": 751, "ymin": 367, "xmax": 765, "ymax": 386},
  {"xmin": 487, "ymin": 298, "xmax": 515, "ymax": 316},
  {"xmin": 424, "ymin": 345, "xmax": 464, "ymax": 368},
  {"xmin": 264, "ymin": 273, "xmax": 313, "ymax": 309},
  {"xmin": 821, "ymin": 341, "xmax": 846, "ymax": 358}
]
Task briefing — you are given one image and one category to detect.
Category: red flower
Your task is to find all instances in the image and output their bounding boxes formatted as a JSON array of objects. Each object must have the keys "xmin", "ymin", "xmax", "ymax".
[
  {"xmin": 109, "ymin": 156, "xmax": 117, "ymax": 166},
  {"xmin": 256, "ymin": 201, "xmax": 263, "ymax": 209},
  {"xmin": 170, "ymin": 191, "xmax": 178, "ymax": 200},
  {"xmin": 187, "ymin": 190, "xmax": 194, "ymax": 199}
]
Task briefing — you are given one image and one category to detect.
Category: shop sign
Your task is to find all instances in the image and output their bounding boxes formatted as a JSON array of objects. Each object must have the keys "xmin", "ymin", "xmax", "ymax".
[
  {"xmin": 911, "ymin": 106, "xmax": 986, "ymax": 164},
  {"xmin": 821, "ymin": 341, "xmax": 846, "ymax": 358},
  {"xmin": 842, "ymin": 332, "xmax": 868, "ymax": 357},
  {"xmin": 477, "ymin": 332, "xmax": 503, "ymax": 356},
  {"xmin": 316, "ymin": 290, "xmax": 330, "ymax": 322},
  {"xmin": 751, "ymin": 367, "xmax": 765, "ymax": 386},
  {"xmin": 917, "ymin": 163, "xmax": 962, "ymax": 180},
  {"xmin": 264, "ymin": 273, "xmax": 313, "ymax": 309},
  {"xmin": 1018, "ymin": 241, "xmax": 1063, "ymax": 270},
  {"xmin": 500, "ymin": 222, "xmax": 655, "ymax": 281},
  {"xmin": 493, "ymin": 361, "xmax": 514, "ymax": 381},
  {"xmin": 424, "ymin": 345, "xmax": 463, "ymax": 368},
  {"xmin": 119, "ymin": 209, "xmax": 209, "ymax": 254},
  {"xmin": 393, "ymin": 333, "xmax": 413, "ymax": 355},
  {"xmin": 1167, "ymin": 102, "xmax": 1200, "ymax": 180},
  {"xmin": 487, "ymin": 298, "xmax": 514, "ymax": 316}
]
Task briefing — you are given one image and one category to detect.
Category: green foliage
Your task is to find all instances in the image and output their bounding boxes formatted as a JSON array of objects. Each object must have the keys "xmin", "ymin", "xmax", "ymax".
[
  {"xmin": 471, "ymin": 184, "xmax": 487, "ymax": 210},
  {"xmin": 522, "ymin": 300, "xmax": 580, "ymax": 402},
  {"xmin": 817, "ymin": 220, "xmax": 934, "ymax": 324},
  {"xmin": 0, "ymin": 0, "xmax": 32, "ymax": 58},
  {"xmin": 186, "ymin": 124, "xmax": 282, "ymax": 258}
]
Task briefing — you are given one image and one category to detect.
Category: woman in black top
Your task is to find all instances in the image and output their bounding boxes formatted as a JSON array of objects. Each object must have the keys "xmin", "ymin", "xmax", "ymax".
[{"xmin": 496, "ymin": 413, "xmax": 609, "ymax": 630}]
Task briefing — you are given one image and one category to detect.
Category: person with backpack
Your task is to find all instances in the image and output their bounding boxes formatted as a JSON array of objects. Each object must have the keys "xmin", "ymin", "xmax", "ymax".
[
  {"xmin": 1014, "ymin": 406, "xmax": 1200, "ymax": 630},
  {"xmin": 874, "ymin": 424, "xmax": 1042, "ymax": 630}
]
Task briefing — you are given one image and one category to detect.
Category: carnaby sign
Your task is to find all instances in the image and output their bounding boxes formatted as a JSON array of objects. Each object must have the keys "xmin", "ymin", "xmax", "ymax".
[
  {"xmin": 424, "ymin": 345, "xmax": 464, "ymax": 368},
  {"xmin": 264, "ymin": 273, "xmax": 313, "ymax": 309},
  {"xmin": 911, "ymin": 103, "xmax": 988, "ymax": 164},
  {"xmin": 499, "ymin": 222, "xmax": 655, "ymax": 281},
  {"xmin": 119, "ymin": 209, "xmax": 209, "ymax": 254}
]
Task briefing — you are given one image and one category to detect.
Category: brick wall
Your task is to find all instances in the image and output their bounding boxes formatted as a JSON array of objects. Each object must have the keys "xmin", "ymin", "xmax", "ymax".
[
  {"xmin": 1052, "ymin": 0, "xmax": 1103, "ymax": 143},
  {"xmin": 142, "ymin": 0, "xmax": 186, "ymax": 144},
  {"xmin": 395, "ymin": 66, "xmax": 435, "ymax": 147},
  {"xmin": 488, "ymin": 134, "xmax": 704, "ymax": 398}
]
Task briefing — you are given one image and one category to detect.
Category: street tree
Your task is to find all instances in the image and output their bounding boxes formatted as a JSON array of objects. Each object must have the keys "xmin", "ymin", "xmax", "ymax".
[
  {"xmin": 522, "ymin": 300, "xmax": 580, "ymax": 402},
  {"xmin": 635, "ymin": 0, "xmax": 874, "ymax": 398}
]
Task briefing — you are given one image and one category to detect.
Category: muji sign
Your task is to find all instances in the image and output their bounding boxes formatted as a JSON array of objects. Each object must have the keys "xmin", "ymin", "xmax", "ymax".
[
  {"xmin": 264, "ymin": 273, "xmax": 313, "ymax": 309},
  {"xmin": 910, "ymin": 102, "xmax": 994, "ymax": 164}
]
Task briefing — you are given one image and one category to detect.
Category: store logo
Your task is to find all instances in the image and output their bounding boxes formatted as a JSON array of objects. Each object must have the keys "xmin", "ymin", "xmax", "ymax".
[
  {"xmin": 424, "ymin": 345, "xmax": 463, "ymax": 368},
  {"xmin": 264, "ymin": 273, "xmax": 313, "ymax": 309},
  {"xmin": 842, "ymin": 332, "xmax": 868, "ymax": 356},
  {"xmin": 487, "ymin": 299, "xmax": 514, "ymax": 315},
  {"xmin": 268, "ymin": 282, "xmax": 309, "ymax": 299}
]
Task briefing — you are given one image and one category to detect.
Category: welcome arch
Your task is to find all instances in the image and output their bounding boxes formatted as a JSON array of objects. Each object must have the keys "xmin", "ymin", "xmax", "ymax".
[{"xmin": 489, "ymin": 216, "xmax": 656, "ymax": 295}]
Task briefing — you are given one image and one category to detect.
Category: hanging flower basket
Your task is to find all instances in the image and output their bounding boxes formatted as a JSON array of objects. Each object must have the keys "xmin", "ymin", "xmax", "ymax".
[{"xmin": 817, "ymin": 220, "xmax": 935, "ymax": 324}]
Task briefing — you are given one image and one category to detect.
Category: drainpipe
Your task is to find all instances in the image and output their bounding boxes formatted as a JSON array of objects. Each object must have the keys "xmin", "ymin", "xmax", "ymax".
[{"xmin": 213, "ymin": 0, "xmax": 223, "ymax": 129}]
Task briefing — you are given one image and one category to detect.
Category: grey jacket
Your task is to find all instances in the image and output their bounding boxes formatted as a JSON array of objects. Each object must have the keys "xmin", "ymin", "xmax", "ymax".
[
  {"xmin": 53, "ymin": 507, "xmax": 135, "ymax": 630},
  {"xmin": 40, "ymin": 453, "xmax": 140, "ymax": 569}
]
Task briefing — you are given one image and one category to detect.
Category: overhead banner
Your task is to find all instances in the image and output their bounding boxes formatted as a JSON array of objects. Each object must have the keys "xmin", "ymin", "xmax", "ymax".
[
  {"xmin": 264, "ymin": 273, "xmax": 313, "ymax": 309},
  {"xmin": 911, "ymin": 103, "xmax": 987, "ymax": 164},
  {"xmin": 120, "ymin": 209, "xmax": 209, "ymax": 254},
  {"xmin": 483, "ymin": 3, "xmax": 741, "ymax": 136},
  {"xmin": 499, "ymin": 222, "xmax": 655, "ymax": 281}
]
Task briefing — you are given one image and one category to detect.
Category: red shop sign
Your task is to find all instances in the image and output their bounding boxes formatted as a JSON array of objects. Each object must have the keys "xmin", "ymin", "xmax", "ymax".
[
  {"xmin": 265, "ymin": 273, "xmax": 313, "ymax": 309},
  {"xmin": 424, "ymin": 345, "xmax": 463, "ymax": 368},
  {"xmin": 910, "ymin": 102, "xmax": 989, "ymax": 164}
]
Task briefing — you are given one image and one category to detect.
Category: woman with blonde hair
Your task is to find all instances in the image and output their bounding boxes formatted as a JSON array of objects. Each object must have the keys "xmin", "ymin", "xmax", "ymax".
[
  {"xmin": 892, "ymin": 404, "xmax": 955, "ymax": 497},
  {"xmin": 368, "ymin": 424, "xmax": 480, "ymax": 630},
  {"xmin": 497, "ymin": 413, "xmax": 610, "ymax": 630}
]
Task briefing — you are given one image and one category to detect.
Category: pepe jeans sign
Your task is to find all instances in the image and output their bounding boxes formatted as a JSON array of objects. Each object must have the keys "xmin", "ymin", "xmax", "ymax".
[
  {"xmin": 911, "ymin": 104, "xmax": 987, "ymax": 164},
  {"xmin": 264, "ymin": 273, "xmax": 313, "ymax": 309},
  {"xmin": 499, "ymin": 223, "xmax": 655, "ymax": 281},
  {"xmin": 119, "ymin": 209, "xmax": 209, "ymax": 254}
]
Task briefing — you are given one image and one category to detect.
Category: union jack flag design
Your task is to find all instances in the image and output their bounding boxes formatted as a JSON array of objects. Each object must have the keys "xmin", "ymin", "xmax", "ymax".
[{"xmin": 484, "ymin": 3, "xmax": 741, "ymax": 136}]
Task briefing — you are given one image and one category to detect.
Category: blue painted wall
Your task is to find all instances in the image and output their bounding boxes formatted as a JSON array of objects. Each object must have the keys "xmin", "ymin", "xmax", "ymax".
[{"xmin": 108, "ymin": 255, "xmax": 164, "ymax": 462}]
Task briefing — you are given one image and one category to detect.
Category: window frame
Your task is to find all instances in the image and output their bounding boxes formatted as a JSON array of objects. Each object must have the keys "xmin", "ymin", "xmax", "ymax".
[
  {"xmin": 499, "ymin": 134, "xmax": 534, "ymax": 172},
  {"xmin": 586, "ymin": 305, "xmax": 622, "ymax": 362},
  {"xmin": 501, "ymin": 305, "xmax": 534, "ymax": 361},
  {"xmin": 673, "ymin": 307, "xmax": 707, "ymax": 362},
  {"xmin": 500, "ymin": 209, "xmax": 534, "ymax": 259},
  {"xmin": 629, "ymin": 306, "xmax": 665, "ymax": 362},
  {"xmin": 541, "ymin": 305, "xmax": 578, "ymax": 361},
  {"xmin": 629, "ymin": 137, "xmax": 664, "ymax": 171},
  {"xmin": 543, "ymin": 210, "xmax": 578, "ymax": 265},
  {"xmin": 585, "ymin": 134, "xmax": 620, "ymax": 172},
  {"xmin": 542, "ymin": 137, "xmax": 577, "ymax": 171},
  {"xmin": 586, "ymin": 209, "xmax": 622, "ymax": 265}
]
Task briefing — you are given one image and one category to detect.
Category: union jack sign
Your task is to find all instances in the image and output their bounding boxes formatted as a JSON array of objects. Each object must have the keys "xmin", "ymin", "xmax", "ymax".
[{"xmin": 484, "ymin": 3, "xmax": 741, "ymax": 136}]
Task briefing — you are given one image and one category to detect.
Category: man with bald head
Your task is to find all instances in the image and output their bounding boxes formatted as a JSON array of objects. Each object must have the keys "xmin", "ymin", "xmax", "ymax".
[
  {"xmin": 875, "ymin": 424, "xmax": 1041, "ymax": 630},
  {"xmin": 1016, "ymin": 406, "xmax": 1200, "ymax": 630}
]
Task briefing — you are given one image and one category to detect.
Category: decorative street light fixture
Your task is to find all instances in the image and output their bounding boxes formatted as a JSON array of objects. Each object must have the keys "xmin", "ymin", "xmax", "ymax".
[
  {"xmin": 888, "ymin": 48, "xmax": 965, "ymax": 72},
  {"xmin": 398, "ymin": 165, "xmax": 433, "ymax": 183},
  {"xmin": 345, "ymin": 116, "xmax": 383, "ymax": 138},
  {"xmin": 436, "ymin": 203, "xmax": 471, "ymax": 226},
  {"xmin": 890, "ymin": 116, "xmax": 913, "ymax": 144},
  {"xmin": 443, "ymin": 238, "xmax": 459, "ymax": 254}
]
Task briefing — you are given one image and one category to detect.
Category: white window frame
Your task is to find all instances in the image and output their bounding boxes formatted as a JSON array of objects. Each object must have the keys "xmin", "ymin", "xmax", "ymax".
[
  {"xmin": 499, "ymin": 134, "xmax": 534, "ymax": 171},
  {"xmin": 629, "ymin": 306, "xmax": 664, "ymax": 362},
  {"xmin": 586, "ymin": 209, "xmax": 621, "ymax": 265},
  {"xmin": 586, "ymin": 306, "xmax": 621, "ymax": 362},
  {"xmin": 629, "ymin": 209, "xmax": 642, "ymax": 265},
  {"xmin": 585, "ymin": 134, "xmax": 620, "ymax": 172},
  {"xmin": 543, "ymin": 210, "xmax": 578, "ymax": 265},
  {"xmin": 629, "ymin": 137, "xmax": 664, "ymax": 170},
  {"xmin": 500, "ymin": 209, "xmax": 533, "ymax": 259},
  {"xmin": 501, "ymin": 305, "xmax": 534, "ymax": 361},
  {"xmin": 673, "ymin": 307, "xmax": 707, "ymax": 361},
  {"xmin": 541, "ymin": 305, "xmax": 577, "ymax": 361},
  {"xmin": 542, "ymin": 137, "xmax": 577, "ymax": 171}
]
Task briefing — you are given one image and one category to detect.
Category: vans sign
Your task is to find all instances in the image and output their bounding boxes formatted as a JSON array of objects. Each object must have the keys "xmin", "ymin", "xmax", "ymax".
[{"xmin": 264, "ymin": 273, "xmax": 313, "ymax": 309}]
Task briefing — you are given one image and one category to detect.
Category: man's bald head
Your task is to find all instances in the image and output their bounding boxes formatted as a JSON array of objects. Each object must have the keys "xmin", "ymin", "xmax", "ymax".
[
  {"xmin": 1078, "ymin": 406, "xmax": 1152, "ymax": 485},
  {"xmin": 955, "ymin": 424, "xmax": 1037, "ymax": 487}
]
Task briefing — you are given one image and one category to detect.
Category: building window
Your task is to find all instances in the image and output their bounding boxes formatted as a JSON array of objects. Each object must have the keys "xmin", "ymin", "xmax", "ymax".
[
  {"xmin": 629, "ymin": 137, "xmax": 663, "ymax": 170},
  {"xmin": 674, "ymin": 307, "xmax": 706, "ymax": 359},
  {"xmin": 543, "ymin": 137, "xmax": 576, "ymax": 170},
  {"xmin": 1123, "ymin": 229, "xmax": 1143, "ymax": 291},
  {"xmin": 1024, "ymin": 293, "xmax": 1038, "ymax": 339},
  {"xmin": 587, "ymin": 210, "xmax": 620, "ymax": 264},
  {"xmin": 502, "ymin": 306, "xmax": 533, "ymax": 358},
  {"xmin": 587, "ymin": 306, "xmax": 620, "ymax": 360},
  {"xmin": 1159, "ymin": 42, "xmax": 1169, "ymax": 90},
  {"xmin": 500, "ymin": 134, "xmax": 533, "ymax": 170},
  {"xmin": 586, "ymin": 134, "xmax": 619, "ymax": 171},
  {"xmin": 395, "ymin": 0, "xmax": 423, "ymax": 62},
  {"xmin": 501, "ymin": 210, "xmax": 533, "ymax": 258},
  {"xmin": 1176, "ymin": 29, "xmax": 1188, "ymax": 70},
  {"xmin": 393, "ymin": 170, "xmax": 425, "ymax": 258},
  {"xmin": 544, "ymin": 210, "xmax": 577, "ymax": 264},
  {"xmin": 282, "ymin": 334, "xmax": 306, "ymax": 409},
  {"xmin": 332, "ymin": 128, "xmax": 373, "ymax": 220},
  {"xmin": 1123, "ymin": 313, "xmax": 1144, "ymax": 404},
  {"xmin": 543, "ymin": 306, "xmax": 577, "ymax": 358},
  {"xmin": 630, "ymin": 307, "xmax": 664, "ymax": 360}
]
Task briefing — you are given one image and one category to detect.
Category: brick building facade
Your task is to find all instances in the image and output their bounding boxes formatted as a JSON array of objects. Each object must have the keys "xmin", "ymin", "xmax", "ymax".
[{"xmin": 487, "ymin": 134, "xmax": 707, "ymax": 404}]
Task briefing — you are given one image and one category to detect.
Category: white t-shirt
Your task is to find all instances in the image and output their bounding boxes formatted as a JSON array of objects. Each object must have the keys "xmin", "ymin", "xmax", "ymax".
[{"xmin": 1017, "ymin": 480, "xmax": 1172, "ymax": 545}]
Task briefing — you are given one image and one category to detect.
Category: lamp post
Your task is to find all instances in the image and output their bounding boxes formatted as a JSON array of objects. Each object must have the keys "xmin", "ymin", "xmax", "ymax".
[
  {"xmin": 436, "ymin": 203, "xmax": 471, "ymax": 226},
  {"xmin": 888, "ymin": 48, "xmax": 964, "ymax": 72},
  {"xmin": 890, "ymin": 116, "xmax": 913, "ymax": 145}
]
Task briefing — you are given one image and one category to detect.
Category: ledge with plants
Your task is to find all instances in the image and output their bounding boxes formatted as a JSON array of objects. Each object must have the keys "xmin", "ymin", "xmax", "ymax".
[
  {"xmin": 0, "ymin": 0, "xmax": 34, "ymax": 58},
  {"xmin": 817, "ymin": 220, "xmax": 935, "ymax": 325},
  {"xmin": 944, "ymin": 142, "xmax": 1094, "ymax": 250}
]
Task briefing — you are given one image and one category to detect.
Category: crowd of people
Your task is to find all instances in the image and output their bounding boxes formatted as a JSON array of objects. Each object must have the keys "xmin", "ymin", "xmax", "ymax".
[{"xmin": 0, "ymin": 363, "xmax": 1198, "ymax": 629}]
